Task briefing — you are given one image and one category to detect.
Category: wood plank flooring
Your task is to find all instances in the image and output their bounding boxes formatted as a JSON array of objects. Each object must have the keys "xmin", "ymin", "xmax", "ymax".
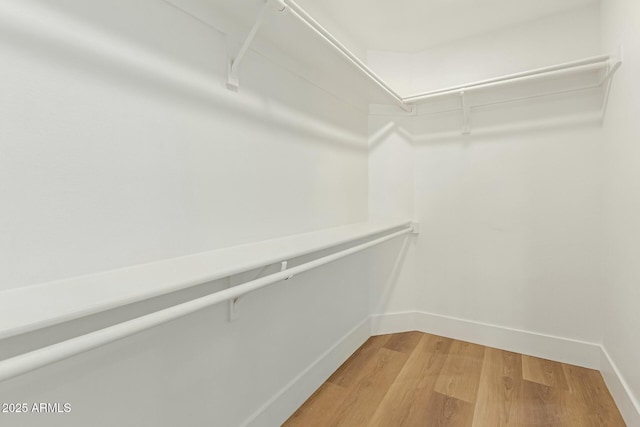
[{"xmin": 283, "ymin": 332, "xmax": 625, "ymax": 427}]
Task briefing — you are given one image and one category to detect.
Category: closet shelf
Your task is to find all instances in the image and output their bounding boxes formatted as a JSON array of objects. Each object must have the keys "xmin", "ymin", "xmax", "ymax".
[
  {"xmin": 402, "ymin": 54, "xmax": 618, "ymax": 104},
  {"xmin": 369, "ymin": 51, "xmax": 622, "ymax": 135},
  {"xmin": 227, "ymin": 0, "xmax": 622, "ymax": 129},
  {"xmin": 407, "ymin": 52, "xmax": 622, "ymax": 134},
  {"xmin": 0, "ymin": 222, "xmax": 418, "ymax": 382},
  {"xmin": 0, "ymin": 220, "xmax": 413, "ymax": 341},
  {"xmin": 226, "ymin": 0, "xmax": 410, "ymax": 111}
]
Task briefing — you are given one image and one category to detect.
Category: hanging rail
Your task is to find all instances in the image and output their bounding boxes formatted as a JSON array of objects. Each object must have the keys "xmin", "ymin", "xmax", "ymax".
[
  {"xmin": 403, "ymin": 54, "xmax": 613, "ymax": 104},
  {"xmin": 225, "ymin": 1, "xmax": 621, "ymax": 115},
  {"xmin": 400, "ymin": 50, "xmax": 623, "ymax": 134},
  {"xmin": 0, "ymin": 224, "xmax": 418, "ymax": 382}
]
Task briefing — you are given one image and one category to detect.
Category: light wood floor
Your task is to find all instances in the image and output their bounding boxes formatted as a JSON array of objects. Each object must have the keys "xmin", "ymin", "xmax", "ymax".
[{"xmin": 283, "ymin": 332, "xmax": 625, "ymax": 427}]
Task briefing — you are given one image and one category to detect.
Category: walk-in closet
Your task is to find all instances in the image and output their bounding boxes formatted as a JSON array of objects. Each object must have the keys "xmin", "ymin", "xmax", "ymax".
[{"xmin": 1, "ymin": 0, "xmax": 638, "ymax": 425}]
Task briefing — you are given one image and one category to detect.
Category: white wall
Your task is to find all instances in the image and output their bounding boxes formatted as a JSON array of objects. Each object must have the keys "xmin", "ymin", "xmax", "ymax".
[
  {"xmin": 4, "ymin": 0, "xmax": 639, "ymax": 424},
  {"xmin": 0, "ymin": 0, "xmax": 369, "ymax": 290},
  {"xmin": 368, "ymin": 2, "xmax": 640, "ymax": 422},
  {"xmin": 0, "ymin": 252, "xmax": 374, "ymax": 427},
  {"xmin": 0, "ymin": 0, "xmax": 379, "ymax": 426},
  {"xmin": 368, "ymin": 3, "xmax": 607, "ymax": 345},
  {"xmin": 368, "ymin": 114, "xmax": 417, "ymax": 315},
  {"xmin": 601, "ymin": 0, "xmax": 640, "ymax": 420},
  {"xmin": 412, "ymin": 126, "xmax": 604, "ymax": 342},
  {"xmin": 368, "ymin": 2, "xmax": 602, "ymax": 96}
]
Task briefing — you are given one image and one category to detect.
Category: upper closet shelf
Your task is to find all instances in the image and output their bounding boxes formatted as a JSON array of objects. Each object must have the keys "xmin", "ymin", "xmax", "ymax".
[
  {"xmin": 0, "ymin": 220, "xmax": 412, "ymax": 341},
  {"xmin": 403, "ymin": 51, "xmax": 623, "ymax": 134},
  {"xmin": 227, "ymin": 0, "xmax": 410, "ymax": 111},
  {"xmin": 228, "ymin": 0, "xmax": 622, "ymax": 131}
]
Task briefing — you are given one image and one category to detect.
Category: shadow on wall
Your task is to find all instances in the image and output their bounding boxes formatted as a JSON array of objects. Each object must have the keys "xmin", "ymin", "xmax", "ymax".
[
  {"xmin": 370, "ymin": 107, "xmax": 604, "ymax": 148},
  {"xmin": 369, "ymin": 103, "xmax": 605, "ymax": 343},
  {"xmin": 370, "ymin": 73, "xmax": 608, "ymax": 147},
  {"xmin": 369, "ymin": 236, "xmax": 414, "ymax": 315},
  {"xmin": 0, "ymin": 1, "xmax": 367, "ymax": 154}
]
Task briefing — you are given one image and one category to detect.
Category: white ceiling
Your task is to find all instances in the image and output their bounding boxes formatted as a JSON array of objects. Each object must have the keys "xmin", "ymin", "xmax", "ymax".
[{"xmin": 293, "ymin": 0, "xmax": 598, "ymax": 53}]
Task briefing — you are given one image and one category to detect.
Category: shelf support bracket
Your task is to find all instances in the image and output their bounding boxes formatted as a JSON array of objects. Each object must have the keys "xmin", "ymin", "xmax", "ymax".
[
  {"xmin": 227, "ymin": 0, "xmax": 287, "ymax": 90},
  {"xmin": 227, "ymin": 276, "xmax": 240, "ymax": 322},
  {"xmin": 460, "ymin": 90, "xmax": 471, "ymax": 135},
  {"xmin": 601, "ymin": 45, "xmax": 623, "ymax": 123},
  {"xmin": 410, "ymin": 222, "xmax": 420, "ymax": 235},
  {"xmin": 227, "ymin": 263, "xmax": 272, "ymax": 321},
  {"xmin": 281, "ymin": 260, "xmax": 294, "ymax": 280},
  {"xmin": 227, "ymin": 259, "xmax": 291, "ymax": 321}
]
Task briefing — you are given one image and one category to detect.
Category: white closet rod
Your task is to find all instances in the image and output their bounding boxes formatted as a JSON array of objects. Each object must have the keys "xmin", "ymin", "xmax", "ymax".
[
  {"xmin": 229, "ymin": 2, "xmax": 618, "ymax": 113},
  {"xmin": 282, "ymin": 0, "xmax": 412, "ymax": 112},
  {"xmin": 0, "ymin": 225, "xmax": 415, "ymax": 383},
  {"xmin": 403, "ymin": 54, "xmax": 611, "ymax": 104}
]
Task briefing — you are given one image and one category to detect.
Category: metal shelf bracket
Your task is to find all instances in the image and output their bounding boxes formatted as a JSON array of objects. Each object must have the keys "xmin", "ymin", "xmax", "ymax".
[
  {"xmin": 227, "ymin": 0, "xmax": 287, "ymax": 90},
  {"xmin": 228, "ymin": 259, "xmax": 291, "ymax": 321},
  {"xmin": 460, "ymin": 90, "xmax": 471, "ymax": 135},
  {"xmin": 601, "ymin": 45, "xmax": 623, "ymax": 123},
  {"xmin": 410, "ymin": 222, "xmax": 420, "ymax": 235}
]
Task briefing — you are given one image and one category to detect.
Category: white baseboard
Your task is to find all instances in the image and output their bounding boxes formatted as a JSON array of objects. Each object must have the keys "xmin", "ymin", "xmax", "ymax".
[
  {"xmin": 240, "ymin": 316, "xmax": 371, "ymax": 427},
  {"xmin": 600, "ymin": 346, "xmax": 640, "ymax": 427},
  {"xmin": 371, "ymin": 311, "xmax": 601, "ymax": 369}
]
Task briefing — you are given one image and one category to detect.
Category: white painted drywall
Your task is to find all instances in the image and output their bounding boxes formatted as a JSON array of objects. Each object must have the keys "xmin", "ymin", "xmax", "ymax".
[
  {"xmin": 367, "ymin": 4, "xmax": 606, "ymax": 344},
  {"xmin": 0, "ymin": 0, "xmax": 381, "ymax": 426},
  {"xmin": 412, "ymin": 125, "xmax": 604, "ymax": 342},
  {"xmin": 600, "ymin": 0, "xmax": 640, "ymax": 419},
  {"xmin": 3, "ymin": 0, "xmax": 639, "ymax": 425},
  {"xmin": 0, "ymin": 253, "xmax": 374, "ymax": 427},
  {"xmin": 0, "ymin": 0, "xmax": 368, "ymax": 290},
  {"xmin": 368, "ymin": 3, "xmax": 602, "ymax": 97},
  {"xmin": 368, "ymin": 114, "xmax": 418, "ymax": 315},
  {"xmin": 293, "ymin": 0, "xmax": 597, "ymax": 53}
]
